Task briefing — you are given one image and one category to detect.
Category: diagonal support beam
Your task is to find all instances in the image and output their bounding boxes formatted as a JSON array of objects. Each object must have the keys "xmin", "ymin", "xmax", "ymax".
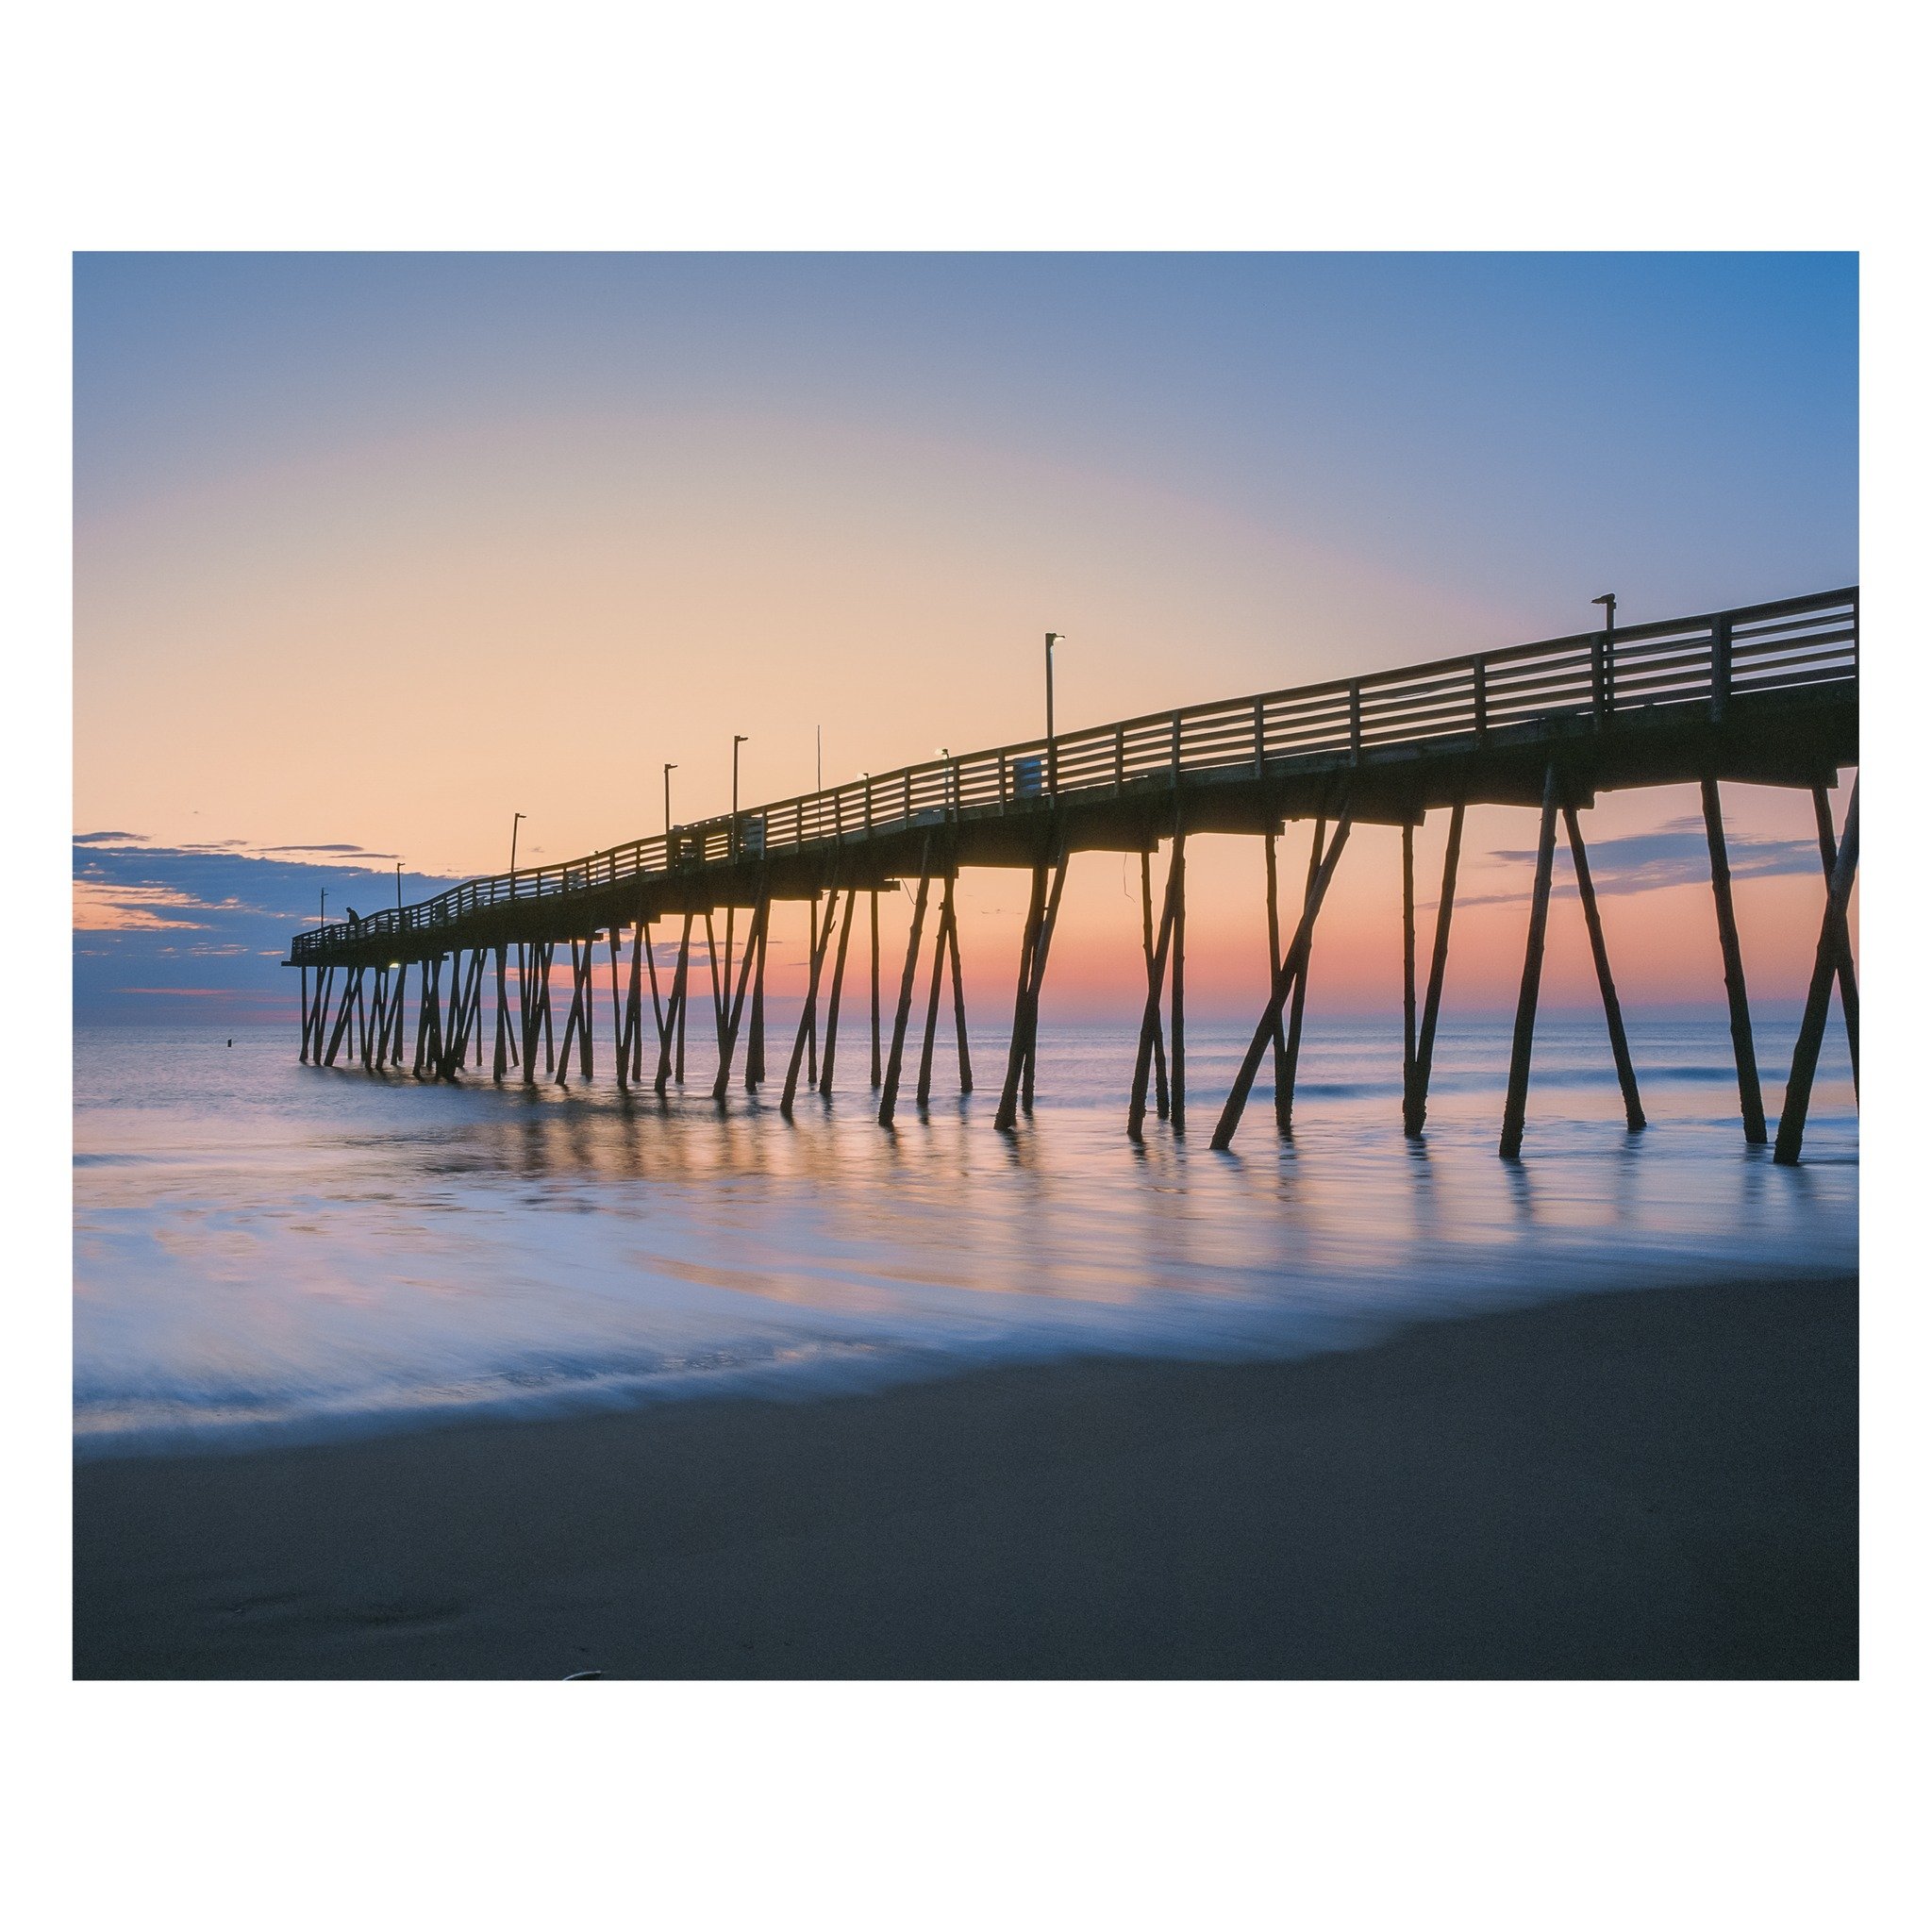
[
  {"xmin": 1498, "ymin": 765, "xmax": 1561, "ymax": 1158},
  {"xmin": 995, "ymin": 839, "xmax": 1069, "ymax": 1132},
  {"xmin": 654, "ymin": 918, "xmax": 694, "ymax": 1095},
  {"xmin": 879, "ymin": 842, "xmax": 935, "ymax": 1126},
  {"xmin": 712, "ymin": 884, "xmax": 770, "ymax": 1100},
  {"xmin": 1277, "ymin": 815, "xmax": 1327, "ymax": 1134},
  {"xmin": 1701, "ymin": 777, "xmax": 1768, "ymax": 1144},
  {"xmin": 1404, "ymin": 802, "xmax": 1464, "ymax": 1137},
  {"xmin": 782, "ymin": 879, "xmax": 841, "ymax": 1114},
  {"xmin": 1774, "ymin": 778, "xmax": 1859, "ymax": 1165},
  {"xmin": 819, "ymin": 888, "xmax": 859, "ymax": 1097},
  {"xmin": 1563, "ymin": 804, "xmax": 1645, "ymax": 1132},
  {"xmin": 1128, "ymin": 834, "xmax": 1184, "ymax": 1141},
  {"xmin": 1210, "ymin": 800, "xmax": 1355, "ymax": 1151},
  {"xmin": 1810, "ymin": 784, "xmax": 1859, "ymax": 1093}
]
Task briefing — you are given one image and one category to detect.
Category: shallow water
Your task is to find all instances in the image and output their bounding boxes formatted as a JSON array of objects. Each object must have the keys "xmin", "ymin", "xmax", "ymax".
[{"xmin": 73, "ymin": 1009, "xmax": 1856, "ymax": 1456}]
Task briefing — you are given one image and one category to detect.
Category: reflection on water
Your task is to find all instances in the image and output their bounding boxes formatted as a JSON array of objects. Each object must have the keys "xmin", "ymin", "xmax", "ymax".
[{"xmin": 73, "ymin": 1011, "xmax": 1857, "ymax": 1455}]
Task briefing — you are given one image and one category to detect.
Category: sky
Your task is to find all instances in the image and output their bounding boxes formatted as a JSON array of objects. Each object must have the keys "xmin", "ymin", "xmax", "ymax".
[{"xmin": 73, "ymin": 252, "xmax": 1857, "ymax": 1025}]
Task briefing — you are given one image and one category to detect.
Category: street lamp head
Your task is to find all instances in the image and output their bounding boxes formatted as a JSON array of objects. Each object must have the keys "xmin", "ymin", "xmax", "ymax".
[{"xmin": 1591, "ymin": 593, "xmax": 1615, "ymax": 608}]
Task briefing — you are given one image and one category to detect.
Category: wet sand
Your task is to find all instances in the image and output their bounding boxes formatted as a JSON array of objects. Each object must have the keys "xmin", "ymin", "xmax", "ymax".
[{"xmin": 73, "ymin": 1274, "xmax": 1857, "ymax": 1679}]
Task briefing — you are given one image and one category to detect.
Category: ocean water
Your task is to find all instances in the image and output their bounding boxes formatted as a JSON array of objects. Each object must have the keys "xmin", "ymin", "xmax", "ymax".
[{"xmin": 73, "ymin": 1010, "xmax": 1857, "ymax": 1457}]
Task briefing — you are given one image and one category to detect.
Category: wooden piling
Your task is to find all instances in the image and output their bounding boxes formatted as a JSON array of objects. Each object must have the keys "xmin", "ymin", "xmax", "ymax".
[
  {"xmin": 806, "ymin": 898, "xmax": 820, "ymax": 1089},
  {"xmin": 411, "ymin": 959, "xmax": 432, "ymax": 1078},
  {"xmin": 492, "ymin": 948, "xmax": 509, "ymax": 1081},
  {"xmin": 747, "ymin": 913, "xmax": 769, "ymax": 1091},
  {"xmin": 1000, "ymin": 866, "xmax": 1047, "ymax": 1132},
  {"xmin": 1700, "ymin": 777, "xmax": 1768, "ymax": 1144},
  {"xmin": 1498, "ymin": 764, "xmax": 1561, "ymax": 1159},
  {"xmin": 578, "ymin": 934, "xmax": 594, "ymax": 1079},
  {"xmin": 915, "ymin": 878, "xmax": 950, "ymax": 1106},
  {"xmin": 945, "ymin": 885, "xmax": 972, "ymax": 1093},
  {"xmin": 1774, "ymin": 778, "xmax": 1858, "ymax": 1165},
  {"xmin": 1810, "ymin": 784, "xmax": 1859, "ymax": 1090},
  {"xmin": 1264, "ymin": 834, "xmax": 1286, "ymax": 1124},
  {"xmin": 655, "ymin": 919, "xmax": 693, "ymax": 1094},
  {"xmin": 819, "ymin": 888, "xmax": 859, "ymax": 1097},
  {"xmin": 324, "ymin": 968, "xmax": 357, "ymax": 1066},
  {"xmin": 1140, "ymin": 851, "xmax": 1170, "ymax": 1120},
  {"xmin": 673, "ymin": 923, "xmax": 688, "ymax": 1083},
  {"xmin": 711, "ymin": 886, "xmax": 770, "ymax": 1100},
  {"xmin": 1405, "ymin": 801, "xmax": 1464, "ymax": 1137},
  {"xmin": 539, "ymin": 942, "xmax": 556, "ymax": 1075},
  {"xmin": 639, "ymin": 917, "xmax": 662, "ymax": 1080},
  {"xmin": 878, "ymin": 843, "xmax": 934, "ymax": 1126},
  {"xmin": 1169, "ymin": 836, "xmax": 1188, "ymax": 1136},
  {"xmin": 1209, "ymin": 802, "xmax": 1355, "ymax": 1152},
  {"xmin": 1401, "ymin": 821, "xmax": 1417, "ymax": 1116},
  {"xmin": 1278, "ymin": 816, "xmax": 1326, "ymax": 1134},
  {"xmin": 555, "ymin": 940, "xmax": 585, "ymax": 1086},
  {"xmin": 1128, "ymin": 838, "xmax": 1183, "ymax": 1141},
  {"xmin": 995, "ymin": 843, "xmax": 1068, "ymax": 1132},
  {"xmin": 1562, "ymin": 805, "xmax": 1645, "ymax": 1131},
  {"xmin": 783, "ymin": 878, "xmax": 842, "ymax": 1114},
  {"xmin": 703, "ymin": 909, "xmax": 725, "ymax": 1058},
  {"xmin": 870, "ymin": 890, "xmax": 882, "ymax": 1089},
  {"xmin": 520, "ymin": 943, "xmax": 542, "ymax": 1085},
  {"xmin": 608, "ymin": 930, "xmax": 628, "ymax": 1092},
  {"xmin": 362, "ymin": 969, "xmax": 382, "ymax": 1071}
]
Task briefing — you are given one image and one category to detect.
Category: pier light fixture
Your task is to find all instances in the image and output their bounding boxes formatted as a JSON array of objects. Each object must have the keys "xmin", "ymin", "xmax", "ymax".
[
  {"xmin": 509, "ymin": 810, "xmax": 525, "ymax": 874},
  {"xmin": 1045, "ymin": 631, "xmax": 1063, "ymax": 792},
  {"xmin": 663, "ymin": 763, "xmax": 677, "ymax": 837},
  {"xmin": 1591, "ymin": 591, "xmax": 1616, "ymax": 634}
]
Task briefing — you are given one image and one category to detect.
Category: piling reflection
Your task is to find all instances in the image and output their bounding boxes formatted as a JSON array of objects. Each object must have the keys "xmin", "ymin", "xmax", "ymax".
[{"xmin": 75, "ymin": 1013, "xmax": 1855, "ymax": 1455}]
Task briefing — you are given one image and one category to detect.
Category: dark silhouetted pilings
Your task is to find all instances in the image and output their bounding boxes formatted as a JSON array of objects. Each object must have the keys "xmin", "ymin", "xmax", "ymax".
[
  {"xmin": 878, "ymin": 841, "xmax": 934, "ymax": 1126},
  {"xmin": 1401, "ymin": 822, "xmax": 1417, "ymax": 1128},
  {"xmin": 1208, "ymin": 798, "xmax": 1355, "ymax": 1152},
  {"xmin": 1498, "ymin": 764, "xmax": 1560, "ymax": 1160},
  {"xmin": 1810, "ymin": 784, "xmax": 1859, "ymax": 1091},
  {"xmin": 1127, "ymin": 832, "xmax": 1183, "ymax": 1142},
  {"xmin": 1701, "ymin": 778, "xmax": 1768, "ymax": 1144},
  {"xmin": 1404, "ymin": 800, "xmax": 1464, "ymax": 1137},
  {"xmin": 1563, "ymin": 806, "xmax": 1645, "ymax": 1132},
  {"xmin": 1277, "ymin": 815, "xmax": 1327, "ymax": 1135},
  {"xmin": 291, "ymin": 587, "xmax": 1857, "ymax": 975},
  {"xmin": 819, "ymin": 888, "xmax": 859, "ymax": 1097},
  {"xmin": 1774, "ymin": 777, "xmax": 1859, "ymax": 1166},
  {"xmin": 289, "ymin": 585, "xmax": 1854, "ymax": 1168}
]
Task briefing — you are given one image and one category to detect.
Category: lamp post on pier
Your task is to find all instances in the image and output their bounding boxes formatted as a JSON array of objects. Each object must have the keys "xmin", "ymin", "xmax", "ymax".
[
  {"xmin": 1044, "ymin": 631, "xmax": 1062, "ymax": 794},
  {"xmin": 1591, "ymin": 592, "xmax": 1617, "ymax": 718}
]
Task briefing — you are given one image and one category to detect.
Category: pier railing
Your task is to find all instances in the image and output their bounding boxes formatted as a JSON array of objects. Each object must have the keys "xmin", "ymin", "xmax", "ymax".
[{"xmin": 291, "ymin": 587, "xmax": 1856, "ymax": 962}]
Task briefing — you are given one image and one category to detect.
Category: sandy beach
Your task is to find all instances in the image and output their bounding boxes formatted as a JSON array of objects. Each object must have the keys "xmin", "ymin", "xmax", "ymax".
[{"xmin": 73, "ymin": 1274, "xmax": 1857, "ymax": 1679}]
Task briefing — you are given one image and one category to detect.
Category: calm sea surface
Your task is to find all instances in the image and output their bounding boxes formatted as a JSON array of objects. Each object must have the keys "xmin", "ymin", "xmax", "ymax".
[{"xmin": 74, "ymin": 1010, "xmax": 1857, "ymax": 1456}]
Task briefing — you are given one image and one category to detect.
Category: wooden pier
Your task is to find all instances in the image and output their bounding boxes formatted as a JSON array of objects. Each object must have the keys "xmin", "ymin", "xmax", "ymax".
[{"xmin": 289, "ymin": 587, "xmax": 1858, "ymax": 1162}]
